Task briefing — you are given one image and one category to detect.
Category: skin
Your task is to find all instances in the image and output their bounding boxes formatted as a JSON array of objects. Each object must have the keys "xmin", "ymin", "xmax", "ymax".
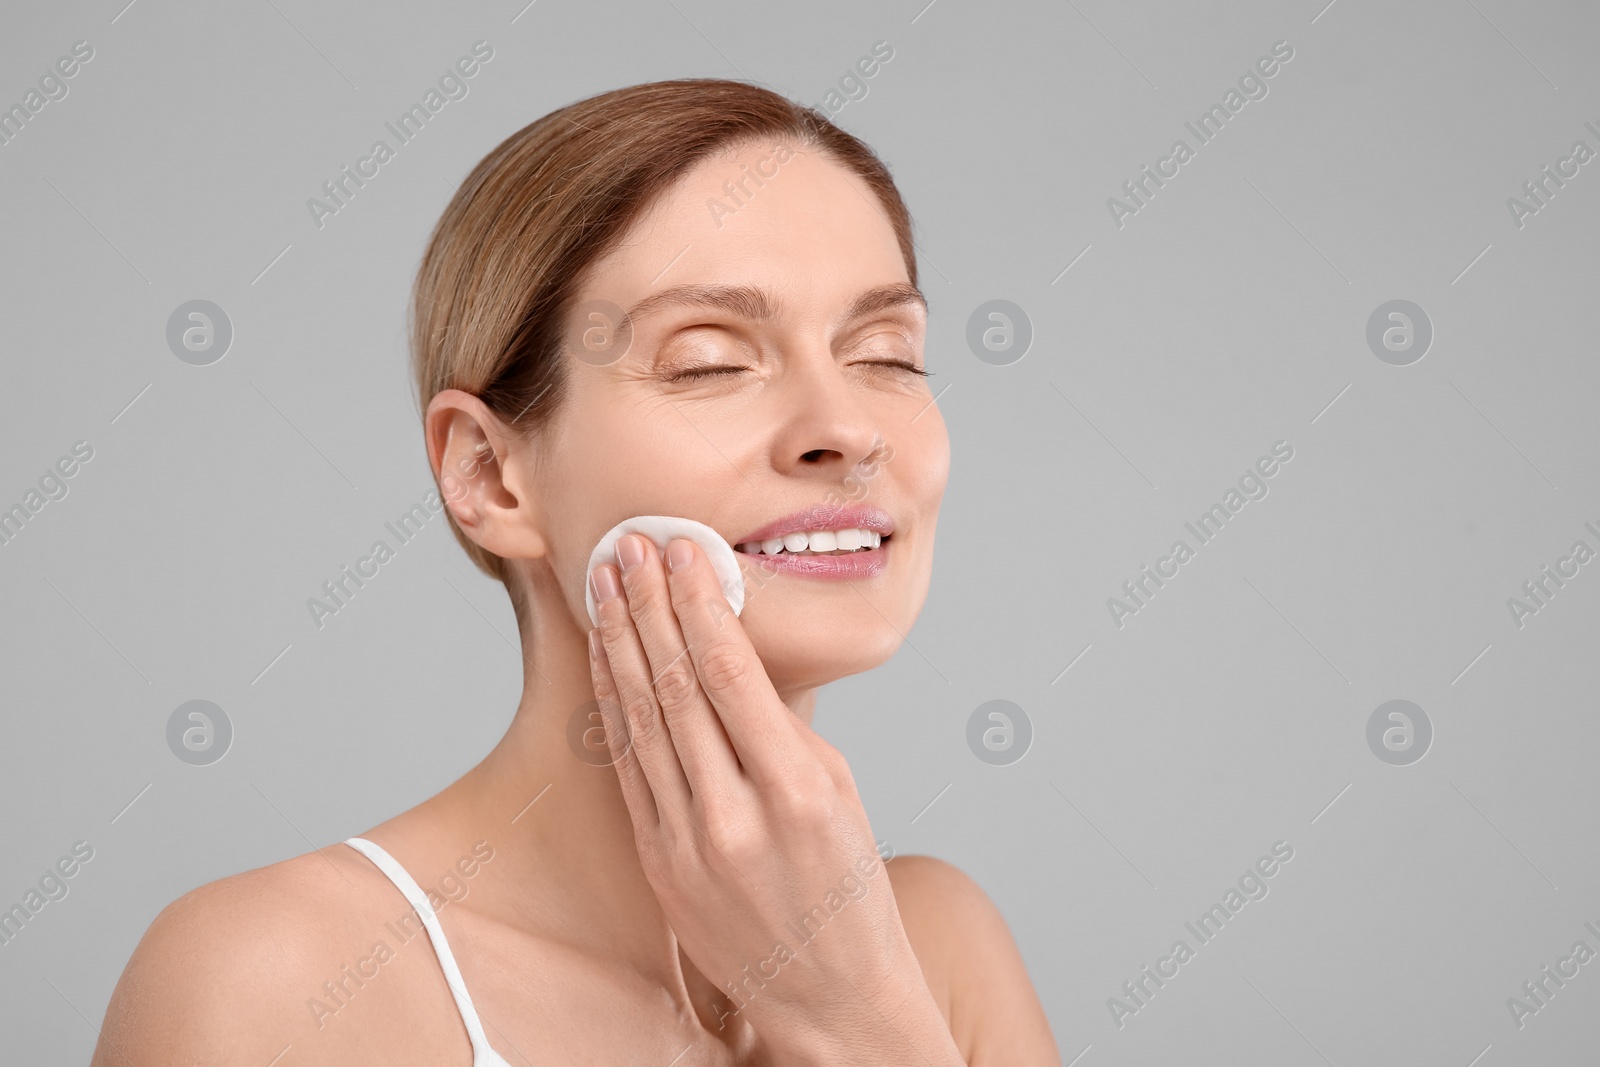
[{"xmin": 93, "ymin": 142, "xmax": 1059, "ymax": 1065}]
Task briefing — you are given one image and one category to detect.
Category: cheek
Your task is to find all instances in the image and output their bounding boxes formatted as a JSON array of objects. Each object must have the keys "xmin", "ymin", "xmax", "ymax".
[
  {"xmin": 536, "ymin": 479, "xmax": 618, "ymax": 631},
  {"xmin": 904, "ymin": 408, "xmax": 951, "ymax": 505},
  {"xmin": 931, "ymin": 422, "xmax": 952, "ymax": 494}
]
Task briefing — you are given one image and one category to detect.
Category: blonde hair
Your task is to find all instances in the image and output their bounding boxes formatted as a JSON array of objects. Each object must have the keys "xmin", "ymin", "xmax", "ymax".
[{"xmin": 409, "ymin": 78, "xmax": 918, "ymax": 622}]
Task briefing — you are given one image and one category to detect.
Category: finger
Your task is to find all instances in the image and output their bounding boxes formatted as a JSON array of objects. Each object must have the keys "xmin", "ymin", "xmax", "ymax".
[
  {"xmin": 612, "ymin": 534, "xmax": 738, "ymax": 800},
  {"xmin": 586, "ymin": 626, "xmax": 657, "ymax": 831},
  {"xmin": 591, "ymin": 561, "xmax": 693, "ymax": 814},
  {"xmin": 664, "ymin": 537, "xmax": 800, "ymax": 789}
]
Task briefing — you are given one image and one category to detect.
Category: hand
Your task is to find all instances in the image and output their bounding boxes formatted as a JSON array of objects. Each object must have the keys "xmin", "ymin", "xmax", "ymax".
[{"xmin": 585, "ymin": 534, "xmax": 947, "ymax": 1056}]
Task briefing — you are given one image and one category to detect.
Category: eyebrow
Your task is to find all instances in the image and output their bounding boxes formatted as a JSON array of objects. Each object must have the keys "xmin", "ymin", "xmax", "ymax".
[{"xmin": 623, "ymin": 282, "xmax": 927, "ymax": 329}]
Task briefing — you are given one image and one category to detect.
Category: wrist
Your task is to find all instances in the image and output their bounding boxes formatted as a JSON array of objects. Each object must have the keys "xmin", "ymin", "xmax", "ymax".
[{"xmin": 767, "ymin": 952, "xmax": 964, "ymax": 1066}]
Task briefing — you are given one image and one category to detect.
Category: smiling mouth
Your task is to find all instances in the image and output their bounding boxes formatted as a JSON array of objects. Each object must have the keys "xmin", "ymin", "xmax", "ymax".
[{"xmin": 734, "ymin": 527, "xmax": 889, "ymax": 556}]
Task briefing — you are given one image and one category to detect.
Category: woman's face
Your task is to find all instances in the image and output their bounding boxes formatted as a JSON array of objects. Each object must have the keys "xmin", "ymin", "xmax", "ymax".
[{"xmin": 529, "ymin": 140, "xmax": 949, "ymax": 695}]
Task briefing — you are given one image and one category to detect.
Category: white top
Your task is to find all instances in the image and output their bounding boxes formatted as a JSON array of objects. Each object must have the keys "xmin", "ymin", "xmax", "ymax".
[{"xmin": 344, "ymin": 836, "xmax": 515, "ymax": 1066}]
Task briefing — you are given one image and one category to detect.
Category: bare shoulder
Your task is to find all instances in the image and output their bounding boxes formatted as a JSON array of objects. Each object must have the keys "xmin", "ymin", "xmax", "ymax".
[
  {"xmin": 93, "ymin": 842, "xmax": 455, "ymax": 1066},
  {"xmin": 885, "ymin": 854, "xmax": 1062, "ymax": 1065}
]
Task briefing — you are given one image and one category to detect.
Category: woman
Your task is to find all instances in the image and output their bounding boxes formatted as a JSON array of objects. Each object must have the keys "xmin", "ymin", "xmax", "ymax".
[{"xmin": 95, "ymin": 78, "xmax": 1060, "ymax": 1064}]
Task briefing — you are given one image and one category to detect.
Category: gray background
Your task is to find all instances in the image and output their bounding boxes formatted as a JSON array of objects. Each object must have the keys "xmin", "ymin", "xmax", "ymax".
[{"xmin": 2, "ymin": 0, "xmax": 1597, "ymax": 1063}]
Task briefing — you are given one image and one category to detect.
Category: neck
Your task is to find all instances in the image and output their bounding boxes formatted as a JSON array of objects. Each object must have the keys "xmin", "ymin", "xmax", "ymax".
[{"xmin": 427, "ymin": 586, "xmax": 816, "ymax": 1025}]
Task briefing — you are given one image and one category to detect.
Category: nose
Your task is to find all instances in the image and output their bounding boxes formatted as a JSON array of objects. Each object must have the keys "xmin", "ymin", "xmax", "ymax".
[{"xmin": 770, "ymin": 349, "xmax": 886, "ymax": 480}]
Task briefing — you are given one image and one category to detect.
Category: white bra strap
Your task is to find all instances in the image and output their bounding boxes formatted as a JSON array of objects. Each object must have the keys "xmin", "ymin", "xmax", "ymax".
[{"xmin": 343, "ymin": 836, "xmax": 496, "ymax": 1058}]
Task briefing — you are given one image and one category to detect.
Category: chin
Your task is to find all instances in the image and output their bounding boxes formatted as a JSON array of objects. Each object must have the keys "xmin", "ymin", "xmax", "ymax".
[{"xmin": 746, "ymin": 610, "xmax": 905, "ymax": 692}]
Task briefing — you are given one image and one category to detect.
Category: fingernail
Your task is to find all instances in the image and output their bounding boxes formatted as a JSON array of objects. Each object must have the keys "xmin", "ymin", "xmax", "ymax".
[
  {"xmin": 587, "ymin": 627, "xmax": 607, "ymax": 663},
  {"xmin": 616, "ymin": 534, "xmax": 646, "ymax": 574},
  {"xmin": 667, "ymin": 538, "xmax": 694, "ymax": 573},
  {"xmin": 591, "ymin": 565, "xmax": 621, "ymax": 602}
]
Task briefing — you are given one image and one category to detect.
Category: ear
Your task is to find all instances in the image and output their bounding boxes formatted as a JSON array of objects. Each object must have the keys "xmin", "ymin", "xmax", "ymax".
[{"xmin": 424, "ymin": 389, "xmax": 547, "ymax": 561}]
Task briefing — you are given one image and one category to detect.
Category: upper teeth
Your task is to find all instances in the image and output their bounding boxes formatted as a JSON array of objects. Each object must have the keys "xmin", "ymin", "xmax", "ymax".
[{"xmin": 737, "ymin": 527, "xmax": 884, "ymax": 555}]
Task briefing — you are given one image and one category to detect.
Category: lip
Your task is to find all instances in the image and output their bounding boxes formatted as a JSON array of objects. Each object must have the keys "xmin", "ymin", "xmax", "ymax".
[
  {"xmin": 733, "ymin": 503, "xmax": 894, "ymax": 547},
  {"xmin": 736, "ymin": 538, "xmax": 889, "ymax": 580}
]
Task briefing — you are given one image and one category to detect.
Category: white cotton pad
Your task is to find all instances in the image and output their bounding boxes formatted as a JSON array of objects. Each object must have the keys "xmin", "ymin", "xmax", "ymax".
[{"xmin": 585, "ymin": 515, "xmax": 746, "ymax": 628}]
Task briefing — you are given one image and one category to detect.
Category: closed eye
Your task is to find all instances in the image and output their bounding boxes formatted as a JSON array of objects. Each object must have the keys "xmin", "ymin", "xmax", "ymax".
[
  {"xmin": 856, "ymin": 359, "xmax": 931, "ymax": 377},
  {"xmin": 663, "ymin": 359, "xmax": 932, "ymax": 382},
  {"xmin": 663, "ymin": 365, "xmax": 749, "ymax": 382}
]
